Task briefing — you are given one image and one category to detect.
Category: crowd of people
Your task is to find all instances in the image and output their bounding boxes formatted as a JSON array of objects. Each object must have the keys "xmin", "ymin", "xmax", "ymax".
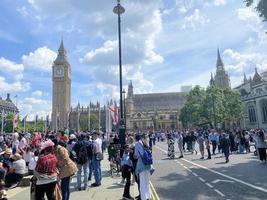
[
  {"xmin": 159, "ymin": 129, "xmax": 267, "ymax": 163},
  {"xmin": 0, "ymin": 130, "xmax": 155, "ymax": 200}
]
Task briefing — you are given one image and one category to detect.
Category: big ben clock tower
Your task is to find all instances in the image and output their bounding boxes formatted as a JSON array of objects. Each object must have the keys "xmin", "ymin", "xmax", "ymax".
[{"xmin": 52, "ymin": 40, "xmax": 71, "ymax": 131}]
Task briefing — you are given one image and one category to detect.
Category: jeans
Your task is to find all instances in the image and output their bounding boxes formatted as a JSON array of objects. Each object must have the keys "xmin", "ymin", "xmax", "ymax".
[
  {"xmin": 77, "ymin": 162, "xmax": 89, "ymax": 189},
  {"xmin": 35, "ymin": 181, "xmax": 56, "ymax": 200},
  {"xmin": 123, "ymin": 166, "xmax": 131, "ymax": 197},
  {"xmin": 92, "ymin": 156, "xmax": 102, "ymax": 184},
  {"xmin": 61, "ymin": 176, "xmax": 71, "ymax": 200},
  {"xmin": 212, "ymin": 141, "xmax": 217, "ymax": 155},
  {"xmin": 224, "ymin": 148, "xmax": 230, "ymax": 161},
  {"xmin": 88, "ymin": 160, "xmax": 93, "ymax": 181}
]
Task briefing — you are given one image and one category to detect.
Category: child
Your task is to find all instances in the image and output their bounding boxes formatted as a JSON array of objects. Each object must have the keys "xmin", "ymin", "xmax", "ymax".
[{"xmin": 121, "ymin": 145, "xmax": 134, "ymax": 200}]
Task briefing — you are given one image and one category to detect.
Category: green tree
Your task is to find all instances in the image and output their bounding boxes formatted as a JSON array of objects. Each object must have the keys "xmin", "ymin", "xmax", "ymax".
[
  {"xmin": 79, "ymin": 113, "xmax": 99, "ymax": 131},
  {"xmin": 179, "ymin": 86, "xmax": 205, "ymax": 127},
  {"xmin": 203, "ymin": 86, "xmax": 225, "ymax": 128},
  {"xmin": 244, "ymin": 0, "xmax": 267, "ymax": 21},
  {"xmin": 223, "ymin": 88, "xmax": 243, "ymax": 124}
]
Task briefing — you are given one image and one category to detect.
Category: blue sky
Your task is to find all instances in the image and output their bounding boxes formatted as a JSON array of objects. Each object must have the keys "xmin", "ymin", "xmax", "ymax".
[{"xmin": 0, "ymin": 0, "xmax": 267, "ymax": 120}]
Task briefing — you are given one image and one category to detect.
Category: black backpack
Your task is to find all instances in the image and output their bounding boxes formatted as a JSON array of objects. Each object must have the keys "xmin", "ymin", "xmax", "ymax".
[{"xmin": 77, "ymin": 143, "xmax": 89, "ymax": 164}]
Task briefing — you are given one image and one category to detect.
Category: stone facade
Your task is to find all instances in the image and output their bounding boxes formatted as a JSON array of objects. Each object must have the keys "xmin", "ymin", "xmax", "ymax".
[
  {"xmin": 0, "ymin": 93, "xmax": 19, "ymax": 114},
  {"xmin": 235, "ymin": 69, "xmax": 267, "ymax": 130},
  {"xmin": 52, "ymin": 41, "xmax": 71, "ymax": 130},
  {"xmin": 126, "ymin": 81, "xmax": 187, "ymax": 131},
  {"xmin": 210, "ymin": 49, "xmax": 231, "ymax": 89}
]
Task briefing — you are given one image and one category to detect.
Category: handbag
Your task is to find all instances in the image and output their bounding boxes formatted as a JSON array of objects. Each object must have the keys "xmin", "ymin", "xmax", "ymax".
[
  {"xmin": 55, "ymin": 183, "xmax": 62, "ymax": 200},
  {"xmin": 95, "ymin": 152, "xmax": 104, "ymax": 161}
]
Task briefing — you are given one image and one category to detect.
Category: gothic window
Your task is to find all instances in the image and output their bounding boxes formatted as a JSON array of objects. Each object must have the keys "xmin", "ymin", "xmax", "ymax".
[
  {"xmin": 137, "ymin": 113, "xmax": 141, "ymax": 118},
  {"xmin": 248, "ymin": 106, "xmax": 257, "ymax": 123},
  {"xmin": 262, "ymin": 102, "xmax": 267, "ymax": 123}
]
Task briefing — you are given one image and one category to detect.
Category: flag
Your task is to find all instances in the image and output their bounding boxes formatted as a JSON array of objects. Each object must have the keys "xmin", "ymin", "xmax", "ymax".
[
  {"xmin": 109, "ymin": 101, "xmax": 119, "ymax": 125},
  {"xmin": 21, "ymin": 115, "xmax": 27, "ymax": 132},
  {"xmin": 46, "ymin": 115, "xmax": 50, "ymax": 129},
  {"xmin": 13, "ymin": 114, "xmax": 18, "ymax": 132}
]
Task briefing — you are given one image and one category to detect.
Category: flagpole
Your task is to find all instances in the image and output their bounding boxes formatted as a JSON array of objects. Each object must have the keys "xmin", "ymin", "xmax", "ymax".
[
  {"xmin": 1, "ymin": 109, "xmax": 4, "ymax": 134},
  {"xmin": 88, "ymin": 103, "xmax": 91, "ymax": 132},
  {"xmin": 77, "ymin": 109, "xmax": 80, "ymax": 133},
  {"xmin": 24, "ymin": 116, "xmax": 26, "ymax": 133},
  {"xmin": 56, "ymin": 112, "xmax": 58, "ymax": 133},
  {"xmin": 99, "ymin": 103, "xmax": 101, "ymax": 131},
  {"xmin": 44, "ymin": 116, "xmax": 47, "ymax": 133}
]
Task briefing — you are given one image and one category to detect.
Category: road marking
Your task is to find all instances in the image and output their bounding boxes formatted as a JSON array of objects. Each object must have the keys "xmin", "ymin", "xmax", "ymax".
[
  {"xmin": 212, "ymin": 179, "xmax": 235, "ymax": 184},
  {"xmin": 206, "ymin": 183, "xmax": 214, "ymax": 188},
  {"xmin": 187, "ymin": 169, "xmax": 192, "ymax": 172},
  {"xmin": 214, "ymin": 189, "xmax": 225, "ymax": 197},
  {"xmin": 155, "ymin": 145, "xmax": 267, "ymax": 194},
  {"xmin": 198, "ymin": 177, "xmax": 206, "ymax": 182},
  {"xmin": 150, "ymin": 181, "xmax": 160, "ymax": 200},
  {"xmin": 192, "ymin": 172, "xmax": 199, "ymax": 177}
]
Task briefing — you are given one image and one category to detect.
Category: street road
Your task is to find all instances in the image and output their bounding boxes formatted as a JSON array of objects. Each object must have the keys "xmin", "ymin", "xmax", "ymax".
[{"xmin": 150, "ymin": 141, "xmax": 267, "ymax": 200}]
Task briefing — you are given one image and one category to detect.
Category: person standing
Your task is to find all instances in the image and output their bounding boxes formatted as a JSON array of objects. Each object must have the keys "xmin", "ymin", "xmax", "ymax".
[
  {"xmin": 53, "ymin": 139, "xmax": 77, "ymax": 200},
  {"xmin": 177, "ymin": 132, "xmax": 184, "ymax": 158},
  {"xmin": 73, "ymin": 134, "xmax": 90, "ymax": 190},
  {"xmin": 134, "ymin": 134, "xmax": 153, "ymax": 200},
  {"xmin": 256, "ymin": 131, "xmax": 266, "ymax": 164},
  {"xmin": 197, "ymin": 132, "xmax": 205, "ymax": 159},
  {"xmin": 209, "ymin": 130, "xmax": 217, "ymax": 155},
  {"xmin": 91, "ymin": 132, "xmax": 103, "ymax": 187},
  {"xmin": 121, "ymin": 144, "xmax": 134, "ymax": 200},
  {"xmin": 220, "ymin": 133, "xmax": 230, "ymax": 163},
  {"xmin": 205, "ymin": 136, "xmax": 211, "ymax": 159},
  {"xmin": 34, "ymin": 140, "xmax": 58, "ymax": 200}
]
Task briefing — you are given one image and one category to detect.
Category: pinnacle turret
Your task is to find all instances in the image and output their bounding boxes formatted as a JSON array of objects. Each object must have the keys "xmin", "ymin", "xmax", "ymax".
[{"xmin": 216, "ymin": 48, "xmax": 224, "ymax": 70}]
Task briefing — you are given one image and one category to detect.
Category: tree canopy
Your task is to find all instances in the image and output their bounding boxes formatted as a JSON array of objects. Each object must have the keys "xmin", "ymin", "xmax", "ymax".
[
  {"xmin": 179, "ymin": 86, "xmax": 243, "ymax": 129},
  {"xmin": 244, "ymin": 0, "xmax": 267, "ymax": 21}
]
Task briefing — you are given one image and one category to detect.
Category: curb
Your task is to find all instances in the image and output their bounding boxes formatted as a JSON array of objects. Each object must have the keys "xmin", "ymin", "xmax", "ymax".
[{"xmin": 150, "ymin": 181, "xmax": 160, "ymax": 200}]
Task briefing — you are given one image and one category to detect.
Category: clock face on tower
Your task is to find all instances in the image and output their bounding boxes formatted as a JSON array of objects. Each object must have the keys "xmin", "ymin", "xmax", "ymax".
[{"xmin": 54, "ymin": 66, "xmax": 64, "ymax": 77}]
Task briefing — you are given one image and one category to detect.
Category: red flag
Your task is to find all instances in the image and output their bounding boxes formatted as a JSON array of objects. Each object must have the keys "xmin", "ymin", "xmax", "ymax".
[{"xmin": 109, "ymin": 102, "xmax": 118, "ymax": 125}]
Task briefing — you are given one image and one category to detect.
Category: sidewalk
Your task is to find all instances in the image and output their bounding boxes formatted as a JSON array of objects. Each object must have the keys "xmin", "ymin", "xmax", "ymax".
[
  {"xmin": 8, "ymin": 152, "xmax": 142, "ymax": 200},
  {"xmin": 70, "ymin": 152, "xmax": 140, "ymax": 200}
]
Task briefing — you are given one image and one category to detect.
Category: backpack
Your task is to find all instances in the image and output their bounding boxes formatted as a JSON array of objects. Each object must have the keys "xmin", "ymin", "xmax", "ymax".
[
  {"xmin": 77, "ymin": 143, "xmax": 89, "ymax": 164},
  {"xmin": 141, "ymin": 147, "xmax": 153, "ymax": 166}
]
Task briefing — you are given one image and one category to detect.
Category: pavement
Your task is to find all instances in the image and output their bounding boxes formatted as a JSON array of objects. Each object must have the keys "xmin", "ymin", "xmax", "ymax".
[
  {"xmin": 7, "ymin": 152, "xmax": 156, "ymax": 200},
  {"xmin": 151, "ymin": 141, "xmax": 267, "ymax": 200}
]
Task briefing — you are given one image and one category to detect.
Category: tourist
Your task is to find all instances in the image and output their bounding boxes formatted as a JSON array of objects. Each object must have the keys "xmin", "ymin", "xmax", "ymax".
[
  {"xmin": 72, "ymin": 134, "xmax": 90, "ymax": 190},
  {"xmin": 256, "ymin": 130, "xmax": 266, "ymax": 163},
  {"xmin": 176, "ymin": 131, "xmax": 184, "ymax": 158},
  {"xmin": 53, "ymin": 138, "xmax": 77, "ymax": 200},
  {"xmin": 5, "ymin": 153, "xmax": 26, "ymax": 188},
  {"xmin": 197, "ymin": 132, "xmax": 205, "ymax": 159},
  {"xmin": 28, "ymin": 150, "xmax": 38, "ymax": 175},
  {"xmin": 209, "ymin": 130, "xmax": 217, "ymax": 155},
  {"xmin": 205, "ymin": 136, "xmax": 211, "ymax": 159},
  {"xmin": 34, "ymin": 139, "xmax": 58, "ymax": 200},
  {"xmin": 220, "ymin": 133, "xmax": 230, "ymax": 163},
  {"xmin": 91, "ymin": 132, "xmax": 103, "ymax": 187},
  {"xmin": 134, "ymin": 134, "xmax": 153, "ymax": 200},
  {"xmin": 121, "ymin": 144, "xmax": 134, "ymax": 200}
]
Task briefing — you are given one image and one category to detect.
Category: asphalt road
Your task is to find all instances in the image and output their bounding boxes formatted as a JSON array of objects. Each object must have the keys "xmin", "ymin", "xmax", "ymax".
[{"xmin": 150, "ymin": 141, "xmax": 267, "ymax": 200}]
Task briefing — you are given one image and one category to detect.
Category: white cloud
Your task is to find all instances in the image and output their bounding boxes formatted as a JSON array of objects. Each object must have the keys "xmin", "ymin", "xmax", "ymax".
[
  {"xmin": 22, "ymin": 46, "xmax": 57, "ymax": 71},
  {"xmin": 16, "ymin": 6, "xmax": 29, "ymax": 17},
  {"xmin": 32, "ymin": 90, "xmax": 43, "ymax": 98},
  {"xmin": 0, "ymin": 57, "xmax": 24, "ymax": 74},
  {"xmin": 0, "ymin": 76, "xmax": 30, "ymax": 93},
  {"xmin": 182, "ymin": 9, "xmax": 210, "ymax": 30},
  {"xmin": 214, "ymin": 0, "xmax": 226, "ymax": 6}
]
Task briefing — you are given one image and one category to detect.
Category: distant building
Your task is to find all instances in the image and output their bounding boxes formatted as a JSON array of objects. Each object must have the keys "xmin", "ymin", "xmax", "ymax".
[
  {"xmin": 0, "ymin": 93, "xmax": 19, "ymax": 114},
  {"xmin": 125, "ymin": 81, "xmax": 187, "ymax": 131},
  {"xmin": 235, "ymin": 68, "xmax": 267, "ymax": 130},
  {"xmin": 210, "ymin": 49, "xmax": 231, "ymax": 89}
]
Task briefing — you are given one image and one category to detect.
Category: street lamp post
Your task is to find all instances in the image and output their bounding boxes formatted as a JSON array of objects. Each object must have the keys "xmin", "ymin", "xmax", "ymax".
[
  {"xmin": 113, "ymin": 0, "xmax": 126, "ymax": 145},
  {"xmin": 122, "ymin": 89, "xmax": 126, "ymax": 129}
]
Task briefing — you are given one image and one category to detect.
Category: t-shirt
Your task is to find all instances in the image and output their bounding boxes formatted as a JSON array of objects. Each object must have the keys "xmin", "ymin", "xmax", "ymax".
[
  {"xmin": 13, "ymin": 159, "xmax": 26, "ymax": 175},
  {"xmin": 23, "ymin": 151, "xmax": 33, "ymax": 163},
  {"xmin": 29, "ymin": 156, "xmax": 38, "ymax": 170},
  {"xmin": 94, "ymin": 138, "xmax": 102, "ymax": 153}
]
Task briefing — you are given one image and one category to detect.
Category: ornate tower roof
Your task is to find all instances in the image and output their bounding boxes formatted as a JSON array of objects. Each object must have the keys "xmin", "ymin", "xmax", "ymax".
[
  {"xmin": 127, "ymin": 80, "xmax": 133, "ymax": 98},
  {"xmin": 209, "ymin": 72, "xmax": 215, "ymax": 86},
  {"xmin": 253, "ymin": 68, "xmax": 262, "ymax": 83},
  {"xmin": 54, "ymin": 40, "xmax": 68, "ymax": 64},
  {"xmin": 216, "ymin": 48, "xmax": 224, "ymax": 70},
  {"xmin": 243, "ymin": 72, "xmax": 248, "ymax": 83}
]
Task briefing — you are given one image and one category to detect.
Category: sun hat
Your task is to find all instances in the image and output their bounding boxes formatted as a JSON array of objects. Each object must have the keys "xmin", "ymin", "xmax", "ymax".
[
  {"xmin": 40, "ymin": 139, "xmax": 55, "ymax": 151},
  {"xmin": 0, "ymin": 148, "xmax": 12, "ymax": 155},
  {"xmin": 69, "ymin": 134, "xmax": 76, "ymax": 140},
  {"xmin": 10, "ymin": 153, "xmax": 22, "ymax": 161}
]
